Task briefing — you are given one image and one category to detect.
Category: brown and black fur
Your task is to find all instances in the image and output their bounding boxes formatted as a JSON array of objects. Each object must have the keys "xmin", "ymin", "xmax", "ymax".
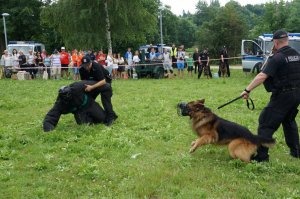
[
  {"xmin": 219, "ymin": 62, "xmax": 227, "ymax": 78},
  {"xmin": 186, "ymin": 99, "xmax": 275, "ymax": 162}
]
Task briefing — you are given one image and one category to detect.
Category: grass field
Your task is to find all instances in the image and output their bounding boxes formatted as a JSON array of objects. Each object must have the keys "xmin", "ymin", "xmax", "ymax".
[{"xmin": 0, "ymin": 69, "xmax": 300, "ymax": 198}]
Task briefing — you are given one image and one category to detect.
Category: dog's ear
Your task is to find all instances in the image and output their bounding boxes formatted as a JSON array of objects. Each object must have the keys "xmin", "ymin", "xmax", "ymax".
[
  {"xmin": 194, "ymin": 103, "xmax": 204, "ymax": 110},
  {"xmin": 198, "ymin": 99, "xmax": 205, "ymax": 104}
]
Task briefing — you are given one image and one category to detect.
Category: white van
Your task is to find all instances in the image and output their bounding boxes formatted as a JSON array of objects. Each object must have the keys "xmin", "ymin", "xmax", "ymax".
[
  {"xmin": 7, "ymin": 41, "xmax": 45, "ymax": 56},
  {"xmin": 241, "ymin": 33, "xmax": 300, "ymax": 73}
]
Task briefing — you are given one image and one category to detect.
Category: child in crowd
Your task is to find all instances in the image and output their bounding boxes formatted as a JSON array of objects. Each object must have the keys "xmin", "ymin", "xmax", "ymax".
[
  {"xmin": 186, "ymin": 53, "xmax": 194, "ymax": 77},
  {"xmin": 132, "ymin": 50, "xmax": 140, "ymax": 78},
  {"xmin": 176, "ymin": 47, "xmax": 185, "ymax": 78},
  {"xmin": 44, "ymin": 54, "xmax": 51, "ymax": 79}
]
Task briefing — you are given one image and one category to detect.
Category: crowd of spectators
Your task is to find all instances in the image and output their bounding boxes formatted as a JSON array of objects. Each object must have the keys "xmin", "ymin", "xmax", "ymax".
[{"xmin": 0, "ymin": 44, "xmax": 230, "ymax": 80}]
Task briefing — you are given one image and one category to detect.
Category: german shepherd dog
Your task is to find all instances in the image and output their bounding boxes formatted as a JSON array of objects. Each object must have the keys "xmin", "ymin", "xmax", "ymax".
[
  {"xmin": 219, "ymin": 62, "xmax": 227, "ymax": 78},
  {"xmin": 177, "ymin": 99, "xmax": 275, "ymax": 162}
]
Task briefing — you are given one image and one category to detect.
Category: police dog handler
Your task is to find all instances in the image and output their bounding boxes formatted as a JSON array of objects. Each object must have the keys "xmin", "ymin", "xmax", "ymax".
[
  {"xmin": 79, "ymin": 55, "xmax": 118, "ymax": 126},
  {"xmin": 241, "ymin": 30, "xmax": 300, "ymax": 162}
]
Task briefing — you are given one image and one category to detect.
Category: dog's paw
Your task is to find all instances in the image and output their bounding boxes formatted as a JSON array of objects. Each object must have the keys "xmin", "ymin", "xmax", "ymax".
[
  {"xmin": 191, "ymin": 141, "xmax": 196, "ymax": 147},
  {"xmin": 189, "ymin": 147, "xmax": 196, "ymax": 153}
]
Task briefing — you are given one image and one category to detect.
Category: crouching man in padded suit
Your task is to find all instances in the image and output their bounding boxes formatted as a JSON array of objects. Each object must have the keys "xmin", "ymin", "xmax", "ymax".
[{"xmin": 43, "ymin": 80, "xmax": 108, "ymax": 132}]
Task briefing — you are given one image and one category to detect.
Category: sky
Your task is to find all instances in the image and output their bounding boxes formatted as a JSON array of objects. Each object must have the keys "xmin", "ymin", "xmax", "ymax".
[{"xmin": 160, "ymin": 0, "xmax": 272, "ymax": 15}]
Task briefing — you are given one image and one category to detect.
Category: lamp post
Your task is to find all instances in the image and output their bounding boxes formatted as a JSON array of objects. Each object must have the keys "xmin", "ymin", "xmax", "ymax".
[
  {"xmin": 159, "ymin": 6, "xmax": 164, "ymax": 53},
  {"xmin": 2, "ymin": 13, "xmax": 10, "ymax": 49}
]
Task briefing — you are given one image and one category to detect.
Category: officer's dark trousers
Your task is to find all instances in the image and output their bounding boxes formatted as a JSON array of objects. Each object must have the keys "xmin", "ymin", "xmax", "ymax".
[
  {"xmin": 257, "ymin": 89, "xmax": 300, "ymax": 159},
  {"xmin": 218, "ymin": 61, "xmax": 230, "ymax": 77},
  {"xmin": 198, "ymin": 63, "xmax": 212, "ymax": 79},
  {"xmin": 90, "ymin": 83, "xmax": 116, "ymax": 120}
]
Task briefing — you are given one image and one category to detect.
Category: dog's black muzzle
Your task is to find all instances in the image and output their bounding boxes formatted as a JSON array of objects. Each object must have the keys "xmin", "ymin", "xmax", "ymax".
[{"xmin": 177, "ymin": 102, "xmax": 191, "ymax": 116}]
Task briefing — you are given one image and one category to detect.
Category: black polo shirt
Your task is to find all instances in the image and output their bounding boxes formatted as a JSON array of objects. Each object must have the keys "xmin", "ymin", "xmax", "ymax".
[
  {"xmin": 200, "ymin": 52, "xmax": 209, "ymax": 63},
  {"xmin": 193, "ymin": 52, "xmax": 200, "ymax": 61},
  {"xmin": 79, "ymin": 62, "xmax": 105, "ymax": 81},
  {"xmin": 220, "ymin": 49, "xmax": 229, "ymax": 60},
  {"xmin": 262, "ymin": 46, "xmax": 289, "ymax": 77}
]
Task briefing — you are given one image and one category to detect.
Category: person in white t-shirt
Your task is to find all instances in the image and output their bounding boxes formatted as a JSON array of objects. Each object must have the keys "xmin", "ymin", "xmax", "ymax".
[{"xmin": 163, "ymin": 48, "xmax": 173, "ymax": 78}]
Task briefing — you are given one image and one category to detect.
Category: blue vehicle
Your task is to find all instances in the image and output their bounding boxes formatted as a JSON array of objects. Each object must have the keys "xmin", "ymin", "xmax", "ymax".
[{"xmin": 241, "ymin": 33, "xmax": 300, "ymax": 73}]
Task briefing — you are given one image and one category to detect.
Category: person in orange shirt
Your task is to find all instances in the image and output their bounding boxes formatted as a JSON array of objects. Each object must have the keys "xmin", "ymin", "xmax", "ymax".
[
  {"xmin": 71, "ymin": 49, "xmax": 79, "ymax": 80},
  {"xmin": 60, "ymin": 47, "xmax": 70, "ymax": 79}
]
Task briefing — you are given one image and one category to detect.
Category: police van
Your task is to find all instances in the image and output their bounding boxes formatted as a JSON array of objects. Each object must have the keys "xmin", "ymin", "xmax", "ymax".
[
  {"xmin": 241, "ymin": 33, "xmax": 300, "ymax": 73},
  {"xmin": 7, "ymin": 41, "xmax": 45, "ymax": 56}
]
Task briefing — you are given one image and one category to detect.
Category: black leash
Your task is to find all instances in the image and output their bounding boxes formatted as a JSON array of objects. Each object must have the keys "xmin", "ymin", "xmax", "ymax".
[{"xmin": 217, "ymin": 96, "xmax": 255, "ymax": 110}]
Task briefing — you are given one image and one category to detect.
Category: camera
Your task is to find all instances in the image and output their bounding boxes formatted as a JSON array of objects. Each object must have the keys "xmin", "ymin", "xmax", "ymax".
[{"xmin": 177, "ymin": 102, "xmax": 190, "ymax": 116}]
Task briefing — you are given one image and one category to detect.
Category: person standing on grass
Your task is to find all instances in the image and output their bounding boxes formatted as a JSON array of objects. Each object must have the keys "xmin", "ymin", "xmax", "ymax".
[
  {"xmin": 72, "ymin": 49, "xmax": 80, "ymax": 81},
  {"xmin": 199, "ymin": 48, "xmax": 212, "ymax": 79},
  {"xmin": 219, "ymin": 45, "xmax": 230, "ymax": 77},
  {"xmin": 193, "ymin": 48, "xmax": 200, "ymax": 74},
  {"xmin": 0, "ymin": 50, "xmax": 12, "ymax": 79},
  {"xmin": 124, "ymin": 47, "xmax": 133, "ymax": 78},
  {"xmin": 60, "ymin": 47, "xmax": 70, "ymax": 79},
  {"xmin": 186, "ymin": 53, "xmax": 194, "ymax": 77},
  {"xmin": 176, "ymin": 47, "xmax": 185, "ymax": 78},
  {"xmin": 241, "ymin": 29, "xmax": 300, "ymax": 162},
  {"xmin": 132, "ymin": 50, "xmax": 140, "ymax": 69},
  {"xmin": 163, "ymin": 48, "xmax": 173, "ymax": 78},
  {"xmin": 79, "ymin": 55, "xmax": 118, "ymax": 126},
  {"xmin": 170, "ymin": 44, "xmax": 177, "ymax": 71},
  {"xmin": 50, "ymin": 49, "xmax": 61, "ymax": 80}
]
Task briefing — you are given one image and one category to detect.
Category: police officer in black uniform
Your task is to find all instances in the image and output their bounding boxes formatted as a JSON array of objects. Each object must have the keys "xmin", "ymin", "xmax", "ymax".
[
  {"xmin": 43, "ymin": 81, "xmax": 107, "ymax": 132},
  {"xmin": 241, "ymin": 30, "xmax": 300, "ymax": 162},
  {"xmin": 219, "ymin": 46, "xmax": 230, "ymax": 77},
  {"xmin": 79, "ymin": 55, "xmax": 118, "ymax": 126},
  {"xmin": 198, "ymin": 48, "xmax": 212, "ymax": 79}
]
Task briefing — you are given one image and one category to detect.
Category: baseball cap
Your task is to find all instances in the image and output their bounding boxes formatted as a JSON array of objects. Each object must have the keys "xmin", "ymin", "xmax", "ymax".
[
  {"xmin": 272, "ymin": 30, "xmax": 288, "ymax": 41},
  {"xmin": 61, "ymin": 47, "xmax": 65, "ymax": 50},
  {"xmin": 81, "ymin": 55, "xmax": 92, "ymax": 68}
]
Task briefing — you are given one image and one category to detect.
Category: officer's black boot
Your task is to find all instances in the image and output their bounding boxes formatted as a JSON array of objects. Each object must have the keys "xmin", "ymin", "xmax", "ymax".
[
  {"xmin": 251, "ymin": 146, "xmax": 269, "ymax": 162},
  {"xmin": 290, "ymin": 145, "xmax": 300, "ymax": 158}
]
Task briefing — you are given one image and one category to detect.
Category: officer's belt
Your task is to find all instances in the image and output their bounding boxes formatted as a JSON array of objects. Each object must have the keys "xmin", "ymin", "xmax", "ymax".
[{"xmin": 278, "ymin": 85, "xmax": 300, "ymax": 92}]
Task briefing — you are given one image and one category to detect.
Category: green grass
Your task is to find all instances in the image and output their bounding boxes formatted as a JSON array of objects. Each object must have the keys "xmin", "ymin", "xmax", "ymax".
[{"xmin": 0, "ymin": 70, "xmax": 300, "ymax": 198}]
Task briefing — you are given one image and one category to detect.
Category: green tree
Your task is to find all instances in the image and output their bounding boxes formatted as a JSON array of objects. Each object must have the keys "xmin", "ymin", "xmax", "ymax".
[
  {"xmin": 196, "ymin": 1, "xmax": 248, "ymax": 58},
  {"xmin": 0, "ymin": 0, "xmax": 44, "ymax": 51},
  {"xmin": 41, "ymin": 0, "xmax": 159, "ymax": 52},
  {"xmin": 286, "ymin": 0, "xmax": 300, "ymax": 32}
]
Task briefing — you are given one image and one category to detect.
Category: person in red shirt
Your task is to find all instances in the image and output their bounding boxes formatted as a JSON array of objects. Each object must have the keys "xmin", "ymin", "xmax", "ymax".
[
  {"xmin": 96, "ymin": 50, "xmax": 106, "ymax": 66},
  {"xmin": 60, "ymin": 47, "xmax": 70, "ymax": 79}
]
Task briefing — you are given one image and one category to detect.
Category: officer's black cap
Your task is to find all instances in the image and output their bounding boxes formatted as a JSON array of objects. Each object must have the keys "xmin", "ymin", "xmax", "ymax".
[
  {"xmin": 272, "ymin": 30, "xmax": 288, "ymax": 41},
  {"xmin": 81, "ymin": 55, "xmax": 92, "ymax": 69}
]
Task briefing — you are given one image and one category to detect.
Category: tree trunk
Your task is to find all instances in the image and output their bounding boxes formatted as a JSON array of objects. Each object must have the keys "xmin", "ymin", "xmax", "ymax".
[{"xmin": 104, "ymin": 0, "xmax": 112, "ymax": 53}]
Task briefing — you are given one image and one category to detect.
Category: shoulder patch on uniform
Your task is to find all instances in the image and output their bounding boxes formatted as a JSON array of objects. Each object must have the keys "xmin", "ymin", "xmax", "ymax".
[{"xmin": 287, "ymin": 56, "xmax": 300, "ymax": 62}]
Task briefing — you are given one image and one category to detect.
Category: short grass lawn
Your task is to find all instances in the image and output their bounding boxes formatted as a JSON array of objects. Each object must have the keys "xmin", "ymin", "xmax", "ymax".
[{"xmin": 0, "ymin": 69, "xmax": 300, "ymax": 198}]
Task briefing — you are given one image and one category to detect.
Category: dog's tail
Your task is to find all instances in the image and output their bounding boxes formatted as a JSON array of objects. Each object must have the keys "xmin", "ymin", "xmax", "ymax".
[{"xmin": 250, "ymin": 135, "xmax": 276, "ymax": 148}]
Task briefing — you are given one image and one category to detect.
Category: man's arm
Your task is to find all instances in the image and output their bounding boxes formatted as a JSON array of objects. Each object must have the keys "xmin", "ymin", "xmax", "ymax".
[
  {"xmin": 241, "ymin": 72, "xmax": 268, "ymax": 99},
  {"xmin": 85, "ymin": 79, "xmax": 106, "ymax": 92}
]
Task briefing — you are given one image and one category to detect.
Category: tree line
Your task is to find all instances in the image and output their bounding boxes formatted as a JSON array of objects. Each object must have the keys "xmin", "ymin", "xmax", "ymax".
[{"xmin": 1, "ymin": 0, "xmax": 300, "ymax": 58}]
